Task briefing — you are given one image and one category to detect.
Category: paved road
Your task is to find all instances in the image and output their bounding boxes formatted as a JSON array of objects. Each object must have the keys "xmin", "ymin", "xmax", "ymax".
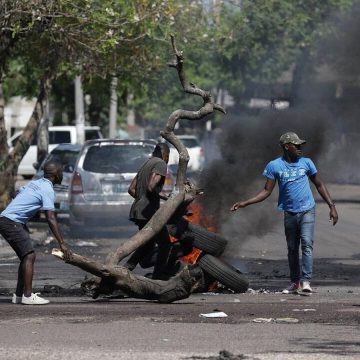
[{"xmin": 0, "ymin": 184, "xmax": 359, "ymax": 359}]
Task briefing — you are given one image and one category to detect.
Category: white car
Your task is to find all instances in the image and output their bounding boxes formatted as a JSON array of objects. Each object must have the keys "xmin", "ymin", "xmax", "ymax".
[
  {"xmin": 8, "ymin": 126, "xmax": 102, "ymax": 178},
  {"xmin": 168, "ymin": 135, "xmax": 205, "ymax": 172}
]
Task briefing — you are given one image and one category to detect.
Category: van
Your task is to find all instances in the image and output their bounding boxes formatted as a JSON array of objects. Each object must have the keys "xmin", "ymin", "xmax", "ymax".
[{"xmin": 8, "ymin": 126, "xmax": 103, "ymax": 178}]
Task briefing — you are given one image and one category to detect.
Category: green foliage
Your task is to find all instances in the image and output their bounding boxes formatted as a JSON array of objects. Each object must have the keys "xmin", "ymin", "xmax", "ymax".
[
  {"xmin": 1, "ymin": 0, "xmax": 357, "ymax": 130},
  {"xmin": 207, "ymin": 0, "xmax": 356, "ymax": 100}
]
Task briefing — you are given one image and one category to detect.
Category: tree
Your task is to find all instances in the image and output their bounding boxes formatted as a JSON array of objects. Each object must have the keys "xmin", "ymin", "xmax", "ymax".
[{"xmin": 0, "ymin": 0, "xmax": 205, "ymax": 210}]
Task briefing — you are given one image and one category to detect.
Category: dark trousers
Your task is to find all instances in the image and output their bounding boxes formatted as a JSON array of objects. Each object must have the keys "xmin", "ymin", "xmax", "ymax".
[{"xmin": 126, "ymin": 219, "xmax": 172, "ymax": 280}]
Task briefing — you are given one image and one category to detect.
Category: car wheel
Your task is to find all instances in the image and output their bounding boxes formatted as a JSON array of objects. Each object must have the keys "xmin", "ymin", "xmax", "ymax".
[{"xmin": 197, "ymin": 254, "xmax": 249, "ymax": 293}]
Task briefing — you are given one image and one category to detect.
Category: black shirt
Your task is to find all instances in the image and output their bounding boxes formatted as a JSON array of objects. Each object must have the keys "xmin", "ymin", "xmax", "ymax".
[{"xmin": 129, "ymin": 157, "xmax": 167, "ymax": 221}]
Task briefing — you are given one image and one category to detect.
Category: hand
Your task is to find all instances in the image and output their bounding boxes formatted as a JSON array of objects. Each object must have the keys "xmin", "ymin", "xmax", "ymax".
[
  {"xmin": 60, "ymin": 244, "xmax": 72, "ymax": 262},
  {"xmin": 230, "ymin": 201, "xmax": 246, "ymax": 211},
  {"xmin": 329, "ymin": 207, "xmax": 338, "ymax": 226}
]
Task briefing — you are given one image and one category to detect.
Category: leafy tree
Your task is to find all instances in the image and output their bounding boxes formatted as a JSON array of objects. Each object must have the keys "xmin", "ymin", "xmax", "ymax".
[
  {"xmin": 0, "ymin": 0, "xmax": 205, "ymax": 210},
  {"xmin": 201, "ymin": 0, "xmax": 356, "ymax": 106},
  {"xmin": 107, "ymin": 0, "xmax": 357, "ymax": 129}
]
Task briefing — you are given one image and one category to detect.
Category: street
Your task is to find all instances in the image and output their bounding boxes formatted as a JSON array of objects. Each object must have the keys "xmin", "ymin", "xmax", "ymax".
[{"xmin": 0, "ymin": 184, "xmax": 359, "ymax": 359}]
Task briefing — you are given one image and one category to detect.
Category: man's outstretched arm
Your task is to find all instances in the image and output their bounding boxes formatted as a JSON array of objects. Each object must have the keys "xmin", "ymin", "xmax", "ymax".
[{"xmin": 230, "ymin": 178, "xmax": 276, "ymax": 211}]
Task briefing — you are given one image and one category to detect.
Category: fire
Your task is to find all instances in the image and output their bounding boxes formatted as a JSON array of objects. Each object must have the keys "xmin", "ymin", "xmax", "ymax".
[
  {"xmin": 181, "ymin": 200, "xmax": 218, "ymax": 265},
  {"xmin": 168, "ymin": 199, "xmax": 220, "ymax": 291}
]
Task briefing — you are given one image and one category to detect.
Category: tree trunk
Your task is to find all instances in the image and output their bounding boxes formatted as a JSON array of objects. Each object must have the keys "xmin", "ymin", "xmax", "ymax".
[
  {"xmin": 0, "ymin": 71, "xmax": 55, "ymax": 211},
  {"xmin": 109, "ymin": 76, "xmax": 118, "ymax": 138},
  {"xmin": 75, "ymin": 75, "xmax": 85, "ymax": 144},
  {"xmin": 0, "ymin": 74, "xmax": 15, "ymax": 208},
  {"xmin": 289, "ymin": 47, "xmax": 310, "ymax": 107},
  {"xmin": 53, "ymin": 249, "xmax": 204, "ymax": 303},
  {"xmin": 37, "ymin": 99, "xmax": 50, "ymax": 166}
]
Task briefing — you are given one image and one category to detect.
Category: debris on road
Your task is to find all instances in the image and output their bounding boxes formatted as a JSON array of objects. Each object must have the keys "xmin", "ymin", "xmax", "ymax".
[
  {"xmin": 252, "ymin": 317, "xmax": 299, "ymax": 323},
  {"xmin": 200, "ymin": 311, "xmax": 228, "ymax": 318},
  {"xmin": 252, "ymin": 318, "xmax": 273, "ymax": 323},
  {"xmin": 75, "ymin": 240, "xmax": 98, "ymax": 247}
]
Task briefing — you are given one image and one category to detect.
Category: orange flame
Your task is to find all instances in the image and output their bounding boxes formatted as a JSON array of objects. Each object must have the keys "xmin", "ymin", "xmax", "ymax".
[{"xmin": 180, "ymin": 200, "xmax": 218, "ymax": 264}]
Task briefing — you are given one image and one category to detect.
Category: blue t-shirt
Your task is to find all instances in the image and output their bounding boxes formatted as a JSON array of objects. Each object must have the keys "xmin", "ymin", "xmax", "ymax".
[
  {"xmin": 1, "ymin": 178, "xmax": 55, "ymax": 224},
  {"xmin": 263, "ymin": 156, "xmax": 317, "ymax": 212}
]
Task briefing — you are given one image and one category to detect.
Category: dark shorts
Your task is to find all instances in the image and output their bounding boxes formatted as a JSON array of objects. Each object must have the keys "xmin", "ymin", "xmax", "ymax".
[{"xmin": 0, "ymin": 217, "xmax": 34, "ymax": 260}]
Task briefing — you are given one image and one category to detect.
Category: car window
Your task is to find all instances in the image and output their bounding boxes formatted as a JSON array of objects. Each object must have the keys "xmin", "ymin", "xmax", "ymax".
[
  {"xmin": 85, "ymin": 129, "xmax": 101, "ymax": 140},
  {"xmin": 49, "ymin": 131, "xmax": 71, "ymax": 144},
  {"xmin": 82, "ymin": 144, "xmax": 153, "ymax": 173},
  {"xmin": 42, "ymin": 149, "xmax": 80, "ymax": 170}
]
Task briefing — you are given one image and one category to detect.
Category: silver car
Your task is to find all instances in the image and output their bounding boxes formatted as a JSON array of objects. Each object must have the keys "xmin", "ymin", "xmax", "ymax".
[
  {"xmin": 33, "ymin": 143, "xmax": 82, "ymax": 213},
  {"xmin": 68, "ymin": 139, "xmax": 174, "ymax": 231}
]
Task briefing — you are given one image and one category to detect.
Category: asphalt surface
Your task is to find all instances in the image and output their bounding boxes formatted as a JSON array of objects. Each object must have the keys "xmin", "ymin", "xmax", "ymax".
[{"xmin": 0, "ymin": 184, "xmax": 360, "ymax": 359}]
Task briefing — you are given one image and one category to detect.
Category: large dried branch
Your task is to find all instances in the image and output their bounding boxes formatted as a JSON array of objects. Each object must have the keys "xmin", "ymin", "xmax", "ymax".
[
  {"xmin": 53, "ymin": 250, "xmax": 203, "ymax": 303},
  {"xmin": 106, "ymin": 192, "xmax": 185, "ymax": 266},
  {"xmin": 161, "ymin": 35, "xmax": 226, "ymax": 189},
  {"xmin": 52, "ymin": 36, "xmax": 222, "ymax": 302}
]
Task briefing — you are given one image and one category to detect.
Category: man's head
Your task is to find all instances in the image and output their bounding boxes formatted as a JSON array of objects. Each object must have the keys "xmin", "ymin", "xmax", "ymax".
[
  {"xmin": 152, "ymin": 142, "xmax": 170, "ymax": 164},
  {"xmin": 279, "ymin": 132, "xmax": 306, "ymax": 160},
  {"xmin": 44, "ymin": 161, "xmax": 63, "ymax": 185}
]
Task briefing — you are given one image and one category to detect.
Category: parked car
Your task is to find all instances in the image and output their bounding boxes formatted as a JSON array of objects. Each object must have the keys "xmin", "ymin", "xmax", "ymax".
[
  {"xmin": 168, "ymin": 135, "xmax": 205, "ymax": 172},
  {"xmin": 32, "ymin": 143, "xmax": 82, "ymax": 213},
  {"xmin": 8, "ymin": 126, "xmax": 102, "ymax": 178},
  {"xmin": 68, "ymin": 139, "xmax": 174, "ymax": 232}
]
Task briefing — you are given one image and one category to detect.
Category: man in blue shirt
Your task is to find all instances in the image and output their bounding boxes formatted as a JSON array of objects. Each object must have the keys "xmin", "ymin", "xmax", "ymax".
[
  {"xmin": 230, "ymin": 132, "xmax": 338, "ymax": 294},
  {"xmin": 0, "ymin": 161, "xmax": 71, "ymax": 305}
]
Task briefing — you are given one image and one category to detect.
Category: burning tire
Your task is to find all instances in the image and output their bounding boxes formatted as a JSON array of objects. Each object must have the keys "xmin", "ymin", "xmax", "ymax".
[
  {"xmin": 187, "ymin": 223, "xmax": 227, "ymax": 256},
  {"xmin": 168, "ymin": 219, "xmax": 227, "ymax": 257},
  {"xmin": 197, "ymin": 254, "xmax": 249, "ymax": 293}
]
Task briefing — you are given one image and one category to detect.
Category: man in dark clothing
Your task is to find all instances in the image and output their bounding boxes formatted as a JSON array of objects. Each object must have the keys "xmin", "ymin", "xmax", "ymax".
[{"xmin": 125, "ymin": 142, "xmax": 172, "ymax": 280}]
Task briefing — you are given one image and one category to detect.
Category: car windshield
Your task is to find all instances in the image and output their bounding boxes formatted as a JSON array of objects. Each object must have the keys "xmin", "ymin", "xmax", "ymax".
[
  {"xmin": 83, "ymin": 144, "xmax": 153, "ymax": 173},
  {"xmin": 45, "ymin": 149, "xmax": 80, "ymax": 170}
]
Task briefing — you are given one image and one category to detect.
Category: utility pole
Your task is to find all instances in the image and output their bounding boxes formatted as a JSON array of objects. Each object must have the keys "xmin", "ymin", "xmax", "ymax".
[
  {"xmin": 74, "ymin": 74, "xmax": 85, "ymax": 144},
  {"xmin": 109, "ymin": 76, "xmax": 118, "ymax": 138}
]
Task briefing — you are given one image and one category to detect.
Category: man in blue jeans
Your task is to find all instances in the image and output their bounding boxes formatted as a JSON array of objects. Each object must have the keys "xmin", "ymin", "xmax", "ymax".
[{"xmin": 230, "ymin": 132, "xmax": 338, "ymax": 293}]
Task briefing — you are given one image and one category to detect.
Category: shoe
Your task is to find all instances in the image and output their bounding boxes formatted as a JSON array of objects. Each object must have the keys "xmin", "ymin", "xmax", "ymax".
[
  {"xmin": 302, "ymin": 281, "xmax": 312, "ymax": 293},
  {"xmin": 12, "ymin": 294, "xmax": 22, "ymax": 304},
  {"xmin": 282, "ymin": 282, "xmax": 301, "ymax": 294},
  {"xmin": 22, "ymin": 293, "xmax": 50, "ymax": 305}
]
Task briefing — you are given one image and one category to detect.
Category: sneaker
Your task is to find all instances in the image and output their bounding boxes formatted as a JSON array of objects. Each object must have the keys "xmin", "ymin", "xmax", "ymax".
[
  {"xmin": 12, "ymin": 294, "xmax": 22, "ymax": 304},
  {"xmin": 282, "ymin": 282, "xmax": 301, "ymax": 294},
  {"xmin": 22, "ymin": 293, "xmax": 50, "ymax": 305},
  {"xmin": 302, "ymin": 281, "xmax": 312, "ymax": 293}
]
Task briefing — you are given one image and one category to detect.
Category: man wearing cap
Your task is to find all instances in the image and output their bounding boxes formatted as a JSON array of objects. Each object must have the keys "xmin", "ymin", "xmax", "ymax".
[{"xmin": 230, "ymin": 132, "xmax": 338, "ymax": 294}]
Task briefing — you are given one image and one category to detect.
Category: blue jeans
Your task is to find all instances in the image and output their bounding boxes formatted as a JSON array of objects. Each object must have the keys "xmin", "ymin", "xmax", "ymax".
[{"xmin": 284, "ymin": 207, "xmax": 315, "ymax": 283}]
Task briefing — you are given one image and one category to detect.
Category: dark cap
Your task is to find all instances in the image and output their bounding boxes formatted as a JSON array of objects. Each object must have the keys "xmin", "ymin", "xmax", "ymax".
[{"xmin": 279, "ymin": 132, "xmax": 306, "ymax": 145}]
